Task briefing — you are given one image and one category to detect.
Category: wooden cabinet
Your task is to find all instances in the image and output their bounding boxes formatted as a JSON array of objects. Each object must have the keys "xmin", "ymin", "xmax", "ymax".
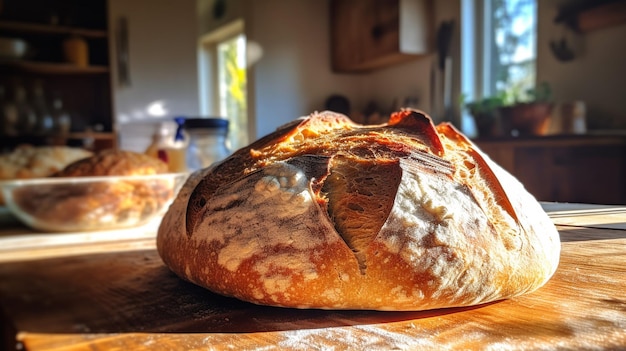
[
  {"xmin": 0, "ymin": 0, "xmax": 115, "ymax": 152},
  {"xmin": 476, "ymin": 136, "xmax": 626, "ymax": 205},
  {"xmin": 556, "ymin": 0, "xmax": 626, "ymax": 33},
  {"xmin": 330, "ymin": 0, "xmax": 433, "ymax": 73}
]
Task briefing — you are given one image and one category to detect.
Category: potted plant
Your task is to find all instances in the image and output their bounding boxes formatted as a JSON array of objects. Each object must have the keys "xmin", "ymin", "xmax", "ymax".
[
  {"xmin": 464, "ymin": 94, "xmax": 506, "ymax": 138},
  {"xmin": 465, "ymin": 82, "xmax": 553, "ymax": 138},
  {"xmin": 499, "ymin": 82, "xmax": 554, "ymax": 136}
]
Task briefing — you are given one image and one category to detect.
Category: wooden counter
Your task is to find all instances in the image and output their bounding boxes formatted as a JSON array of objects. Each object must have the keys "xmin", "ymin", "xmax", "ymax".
[{"xmin": 0, "ymin": 203, "xmax": 625, "ymax": 350}]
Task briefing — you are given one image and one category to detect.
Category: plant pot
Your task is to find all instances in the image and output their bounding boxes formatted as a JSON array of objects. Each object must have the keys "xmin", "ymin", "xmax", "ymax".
[
  {"xmin": 471, "ymin": 112, "xmax": 499, "ymax": 138},
  {"xmin": 499, "ymin": 102, "xmax": 554, "ymax": 136}
]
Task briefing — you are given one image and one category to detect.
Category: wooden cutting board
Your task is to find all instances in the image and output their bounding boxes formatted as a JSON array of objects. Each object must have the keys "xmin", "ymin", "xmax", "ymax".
[{"xmin": 0, "ymin": 223, "xmax": 625, "ymax": 350}]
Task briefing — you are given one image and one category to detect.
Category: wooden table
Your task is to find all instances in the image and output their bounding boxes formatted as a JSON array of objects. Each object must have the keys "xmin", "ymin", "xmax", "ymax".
[{"xmin": 0, "ymin": 203, "xmax": 625, "ymax": 350}]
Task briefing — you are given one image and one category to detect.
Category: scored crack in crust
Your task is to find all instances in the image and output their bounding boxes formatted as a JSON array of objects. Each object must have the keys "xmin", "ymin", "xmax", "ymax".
[{"xmin": 157, "ymin": 109, "xmax": 561, "ymax": 311}]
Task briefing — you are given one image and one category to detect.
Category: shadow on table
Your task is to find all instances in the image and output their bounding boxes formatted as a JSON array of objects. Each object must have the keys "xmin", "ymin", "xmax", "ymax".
[{"xmin": 0, "ymin": 249, "xmax": 499, "ymax": 335}]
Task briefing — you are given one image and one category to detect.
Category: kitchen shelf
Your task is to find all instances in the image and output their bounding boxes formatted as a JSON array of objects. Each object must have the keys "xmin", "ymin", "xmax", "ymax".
[
  {"xmin": 49, "ymin": 132, "xmax": 117, "ymax": 150},
  {"xmin": 0, "ymin": 20, "xmax": 107, "ymax": 38},
  {"xmin": 0, "ymin": 0, "xmax": 114, "ymax": 153},
  {"xmin": 0, "ymin": 60, "xmax": 109, "ymax": 75},
  {"xmin": 0, "ymin": 132, "xmax": 117, "ymax": 153},
  {"xmin": 555, "ymin": 0, "xmax": 626, "ymax": 33},
  {"xmin": 0, "ymin": 132, "xmax": 116, "ymax": 140},
  {"xmin": 65, "ymin": 132, "xmax": 116, "ymax": 140},
  {"xmin": 577, "ymin": 0, "xmax": 626, "ymax": 32}
]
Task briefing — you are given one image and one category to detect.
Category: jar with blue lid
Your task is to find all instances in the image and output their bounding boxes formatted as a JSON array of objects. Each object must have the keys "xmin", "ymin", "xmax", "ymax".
[{"xmin": 184, "ymin": 117, "xmax": 231, "ymax": 171}]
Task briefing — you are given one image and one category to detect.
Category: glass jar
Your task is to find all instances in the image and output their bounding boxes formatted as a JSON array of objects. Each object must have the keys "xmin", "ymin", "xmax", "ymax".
[{"xmin": 185, "ymin": 118, "xmax": 230, "ymax": 171}]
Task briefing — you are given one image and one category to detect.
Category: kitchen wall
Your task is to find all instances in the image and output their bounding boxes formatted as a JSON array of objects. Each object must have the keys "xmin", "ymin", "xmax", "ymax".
[
  {"xmin": 242, "ymin": 0, "xmax": 366, "ymax": 138},
  {"xmin": 364, "ymin": 1, "xmax": 462, "ymax": 126},
  {"xmin": 109, "ymin": 0, "xmax": 199, "ymax": 151},
  {"xmin": 116, "ymin": 0, "xmax": 625, "ymax": 151},
  {"xmin": 370, "ymin": 1, "xmax": 626, "ymax": 132},
  {"xmin": 198, "ymin": 0, "xmax": 461, "ymax": 140},
  {"xmin": 537, "ymin": 0, "xmax": 626, "ymax": 130},
  {"xmin": 198, "ymin": 0, "xmax": 363, "ymax": 139}
]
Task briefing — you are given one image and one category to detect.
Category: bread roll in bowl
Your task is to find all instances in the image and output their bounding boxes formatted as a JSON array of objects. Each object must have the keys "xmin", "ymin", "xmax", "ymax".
[{"xmin": 157, "ymin": 110, "xmax": 560, "ymax": 311}]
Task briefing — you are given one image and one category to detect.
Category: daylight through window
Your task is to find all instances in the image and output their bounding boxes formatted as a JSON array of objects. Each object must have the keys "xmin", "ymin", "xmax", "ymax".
[
  {"xmin": 485, "ymin": 0, "xmax": 537, "ymax": 102},
  {"xmin": 461, "ymin": 0, "xmax": 537, "ymax": 135},
  {"xmin": 217, "ymin": 34, "xmax": 248, "ymax": 151}
]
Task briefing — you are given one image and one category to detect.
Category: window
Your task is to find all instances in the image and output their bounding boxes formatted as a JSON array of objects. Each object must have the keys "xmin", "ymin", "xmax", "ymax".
[
  {"xmin": 217, "ymin": 34, "xmax": 248, "ymax": 150},
  {"xmin": 199, "ymin": 20, "xmax": 248, "ymax": 151},
  {"xmin": 461, "ymin": 0, "xmax": 537, "ymax": 135},
  {"xmin": 485, "ymin": 0, "xmax": 537, "ymax": 100}
]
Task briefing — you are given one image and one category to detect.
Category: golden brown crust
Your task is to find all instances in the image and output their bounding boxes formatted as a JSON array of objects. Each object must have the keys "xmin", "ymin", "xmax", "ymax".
[
  {"xmin": 0, "ymin": 145, "xmax": 93, "ymax": 181},
  {"xmin": 0, "ymin": 145, "xmax": 93, "ymax": 205},
  {"xmin": 53, "ymin": 149, "xmax": 168, "ymax": 177},
  {"xmin": 157, "ymin": 110, "xmax": 560, "ymax": 311},
  {"xmin": 11, "ymin": 149, "xmax": 172, "ymax": 231}
]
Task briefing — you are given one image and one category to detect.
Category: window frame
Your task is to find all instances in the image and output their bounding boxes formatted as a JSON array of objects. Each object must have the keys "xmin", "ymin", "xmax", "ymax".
[
  {"xmin": 198, "ymin": 19, "xmax": 248, "ymax": 149},
  {"xmin": 198, "ymin": 19, "xmax": 245, "ymax": 117}
]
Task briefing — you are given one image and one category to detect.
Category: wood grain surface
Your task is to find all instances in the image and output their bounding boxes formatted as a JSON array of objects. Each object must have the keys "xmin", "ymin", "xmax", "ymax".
[{"xmin": 0, "ymin": 205, "xmax": 625, "ymax": 350}]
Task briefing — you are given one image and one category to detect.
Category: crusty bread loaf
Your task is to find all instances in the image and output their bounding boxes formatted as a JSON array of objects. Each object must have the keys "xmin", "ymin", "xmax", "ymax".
[
  {"xmin": 157, "ymin": 110, "xmax": 560, "ymax": 311},
  {"xmin": 0, "ymin": 145, "xmax": 92, "ymax": 205},
  {"xmin": 0, "ymin": 145, "xmax": 92, "ymax": 180},
  {"xmin": 11, "ymin": 149, "xmax": 172, "ymax": 231},
  {"xmin": 53, "ymin": 149, "xmax": 168, "ymax": 177}
]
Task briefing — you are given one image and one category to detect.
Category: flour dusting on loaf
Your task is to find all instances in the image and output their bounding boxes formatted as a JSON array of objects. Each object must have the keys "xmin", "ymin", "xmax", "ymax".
[{"xmin": 157, "ymin": 110, "xmax": 560, "ymax": 311}]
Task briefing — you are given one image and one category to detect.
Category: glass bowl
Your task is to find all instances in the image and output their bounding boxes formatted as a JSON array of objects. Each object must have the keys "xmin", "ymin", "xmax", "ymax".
[{"xmin": 1, "ymin": 173, "xmax": 188, "ymax": 232}]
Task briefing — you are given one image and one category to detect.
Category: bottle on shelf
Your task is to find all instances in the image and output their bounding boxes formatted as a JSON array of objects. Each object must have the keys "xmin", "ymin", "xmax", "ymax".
[
  {"xmin": 82, "ymin": 126, "xmax": 95, "ymax": 151},
  {"xmin": 51, "ymin": 96, "xmax": 71, "ymax": 135},
  {"xmin": 1, "ymin": 85, "xmax": 19, "ymax": 136},
  {"xmin": 145, "ymin": 117, "xmax": 189, "ymax": 173},
  {"xmin": 31, "ymin": 80, "xmax": 54, "ymax": 134},
  {"xmin": 12, "ymin": 81, "xmax": 37, "ymax": 134}
]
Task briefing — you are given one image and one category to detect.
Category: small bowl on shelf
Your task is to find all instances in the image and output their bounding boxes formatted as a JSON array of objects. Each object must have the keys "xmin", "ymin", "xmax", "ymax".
[
  {"xmin": 0, "ymin": 37, "xmax": 28, "ymax": 60},
  {"xmin": 0, "ymin": 173, "xmax": 188, "ymax": 232}
]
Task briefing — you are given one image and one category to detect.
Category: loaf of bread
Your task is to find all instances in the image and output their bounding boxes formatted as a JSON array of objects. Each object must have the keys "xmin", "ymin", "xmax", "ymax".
[
  {"xmin": 52, "ymin": 148, "xmax": 168, "ymax": 177},
  {"xmin": 0, "ymin": 145, "xmax": 92, "ymax": 205},
  {"xmin": 157, "ymin": 110, "xmax": 560, "ymax": 311},
  {"xmin": 0, "ymin": 145, "xmax": 93, "ymax": 180},
  {"xmin": 11, "ymin": 149, "xmax": 173, "ymax": 231}
]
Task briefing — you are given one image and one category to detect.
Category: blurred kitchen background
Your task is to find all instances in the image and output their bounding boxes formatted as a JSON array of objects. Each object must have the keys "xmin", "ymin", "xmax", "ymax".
[{"xmin": 0, "ymin": 0, "xmax": 625, "ymax": 204}]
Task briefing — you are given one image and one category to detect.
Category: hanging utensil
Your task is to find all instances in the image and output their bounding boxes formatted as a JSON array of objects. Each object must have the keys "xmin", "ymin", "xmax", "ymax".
[{"xmin": 436, "ymin": 20, "xmax": 455, "ymax": 122}]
